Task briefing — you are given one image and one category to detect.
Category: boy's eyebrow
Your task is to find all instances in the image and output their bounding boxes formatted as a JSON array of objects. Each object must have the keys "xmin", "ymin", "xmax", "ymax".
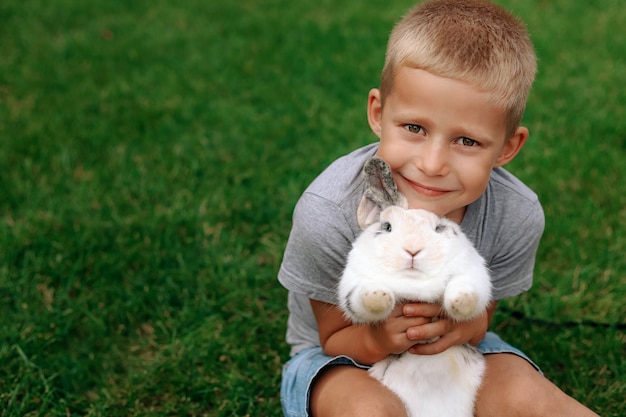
[
  {"xmin": 393, "ymin": 111, "xmax": 433, "ymax": 126},
  {"xmin": 456, "ymin": 125, "xmax": 497, "ymax": 142}
]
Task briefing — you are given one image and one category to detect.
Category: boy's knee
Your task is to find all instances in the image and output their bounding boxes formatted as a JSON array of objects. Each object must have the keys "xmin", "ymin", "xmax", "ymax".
[
  {"xmin": 339, "ymin": 397, "xmax": 407, "ymax": 417},
  {"xmin": 310, "ymin": 366, "xmax": 407, "ymax": 417},
  {"xmin": 478, "ymin": 354, "xmax": 566, "ymax": 417}
]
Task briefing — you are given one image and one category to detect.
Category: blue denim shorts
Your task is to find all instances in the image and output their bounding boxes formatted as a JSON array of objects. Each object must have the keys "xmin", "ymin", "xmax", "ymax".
[{"xmin": 280, "ymin": 332, "xmax": 541, "ymax": 417}]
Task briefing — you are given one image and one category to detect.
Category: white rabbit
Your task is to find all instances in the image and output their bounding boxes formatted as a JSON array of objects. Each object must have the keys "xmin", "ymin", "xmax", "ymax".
[{"xmin": 338, "ymin": 156, "xmax": 492, "ymax": 417}]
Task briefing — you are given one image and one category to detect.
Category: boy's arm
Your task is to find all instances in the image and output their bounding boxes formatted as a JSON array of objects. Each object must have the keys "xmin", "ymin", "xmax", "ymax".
[
  {"xmin": 311, "ymin": 299, "xmax": 493, "ymax": 364},
  {"xmin": 311, "ymin": 299, "xmax": 430, "ymax": 365}
]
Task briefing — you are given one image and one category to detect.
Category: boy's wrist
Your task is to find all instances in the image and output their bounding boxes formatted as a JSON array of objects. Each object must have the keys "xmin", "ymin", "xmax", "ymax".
[
  {"xmin": 363, "ymin": 325, "xmax": 396, "ymax": 363},
  {"xmin": 467, "ymin": 306, "xmax": 494, "ymax": 345},
  {"xmin": 320, "ymin": 319, "xmax": 391, "ymax": 365}
]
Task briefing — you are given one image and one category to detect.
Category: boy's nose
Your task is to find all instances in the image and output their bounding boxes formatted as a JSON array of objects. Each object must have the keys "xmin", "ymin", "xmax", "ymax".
[{"xmin": 416, "ymin": 141, "xmax": 450, "ymax": 176}]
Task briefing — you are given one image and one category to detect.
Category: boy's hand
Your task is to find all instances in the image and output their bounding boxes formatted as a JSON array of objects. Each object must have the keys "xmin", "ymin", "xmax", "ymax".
[
  {"xmin": 366, "ymin": 303, "xmax": 433, "ymax": 355},
  {"xmin": 402, "ymin": 301, "xmax": 497, "ymax": 355}
]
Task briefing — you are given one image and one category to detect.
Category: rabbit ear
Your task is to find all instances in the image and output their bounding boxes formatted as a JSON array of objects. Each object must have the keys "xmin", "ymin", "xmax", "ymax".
[{"xmin": 356, "ymin": 157, "xmax": 408, "ymax": 229}]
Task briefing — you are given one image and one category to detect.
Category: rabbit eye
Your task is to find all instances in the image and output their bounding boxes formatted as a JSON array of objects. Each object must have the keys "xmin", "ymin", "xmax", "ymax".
[
  {"xmin": 436, "ymin": 223, "xmax": 459, "ymax": 236},
  {"xmin": 381, "ymin": 222, "xmax": 392, "ymax": 232}
]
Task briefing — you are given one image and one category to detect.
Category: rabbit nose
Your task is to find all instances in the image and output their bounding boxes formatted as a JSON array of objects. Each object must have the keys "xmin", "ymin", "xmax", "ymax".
[{"xmin": 405, "ymin": 249, "xmax": 421, "ymax": 257}]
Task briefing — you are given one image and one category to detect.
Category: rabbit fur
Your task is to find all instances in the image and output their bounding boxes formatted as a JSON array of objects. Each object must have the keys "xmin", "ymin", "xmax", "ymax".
[{"xmin": 338, "ymin": 156, "xmax": 492, "ymax": 417}]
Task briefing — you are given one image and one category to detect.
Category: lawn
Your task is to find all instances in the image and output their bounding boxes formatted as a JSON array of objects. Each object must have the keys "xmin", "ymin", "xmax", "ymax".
[{"xmin": 0, "ymin": 0, "xmax": 624, "ymax": 415}]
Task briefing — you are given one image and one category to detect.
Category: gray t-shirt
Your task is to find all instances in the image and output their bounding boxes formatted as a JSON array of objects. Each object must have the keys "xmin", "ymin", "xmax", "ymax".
[{"xmin": 278, "ymin": 143, "xmax": 544, "ymax": 356}]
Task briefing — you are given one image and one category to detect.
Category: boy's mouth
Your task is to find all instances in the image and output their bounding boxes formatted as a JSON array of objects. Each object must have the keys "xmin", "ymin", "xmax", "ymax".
[{"xmin": 404, "ymin": 177, "xmax": 450, "ymax": 198}]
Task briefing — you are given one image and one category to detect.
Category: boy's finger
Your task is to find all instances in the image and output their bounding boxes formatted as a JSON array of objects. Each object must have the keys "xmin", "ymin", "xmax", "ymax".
[
  {"xmin": 405, "ymin": 319, "xmax": 448, "ymax": 341},
  {"xmin": 408, "ymin": 336, "xmax": 451, "ymax": 355},
  {"xmin": 402, "ymin": 302, "xmax": 442, "ymax": 317}
]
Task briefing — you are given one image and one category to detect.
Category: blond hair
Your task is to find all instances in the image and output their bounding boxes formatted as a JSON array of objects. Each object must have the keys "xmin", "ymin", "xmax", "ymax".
[{"xmin": 380, "ymin": 0, "xmax": 536, "ymax": 134}]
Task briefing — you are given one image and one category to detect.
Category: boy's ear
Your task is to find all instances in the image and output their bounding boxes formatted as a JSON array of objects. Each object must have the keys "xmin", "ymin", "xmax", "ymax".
[
  {"xmin": 367, "ymin": 88, "xmax": 383, "ymax": 139},
  {"xmin": 494, "ymin": 126, "xmax": 529, "ymax": 168}
]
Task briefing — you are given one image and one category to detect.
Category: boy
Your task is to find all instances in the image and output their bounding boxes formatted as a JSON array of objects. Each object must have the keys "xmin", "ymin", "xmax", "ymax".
[{"xmin": 278, "ymin": 1, "xmax": 599, "ymax": 416}]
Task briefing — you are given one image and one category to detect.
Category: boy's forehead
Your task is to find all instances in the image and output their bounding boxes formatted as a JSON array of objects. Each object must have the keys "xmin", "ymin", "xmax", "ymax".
[
  {"xmin": 391, "ymin": 66, "xmax": 483, "ymax": 97},
  {"xmin": 388, "ymin": 67, "xmax": 489, "ymax": 106}
]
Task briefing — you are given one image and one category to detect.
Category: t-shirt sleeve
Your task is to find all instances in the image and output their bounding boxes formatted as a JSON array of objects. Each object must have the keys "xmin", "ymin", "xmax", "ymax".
[
  {"xmin": 278, "ymin": 192, "xmax": 355, "ymax": 305},
  {"xmin": 488, "ymin": 199, "xmax": 545, "ymax": 300}
]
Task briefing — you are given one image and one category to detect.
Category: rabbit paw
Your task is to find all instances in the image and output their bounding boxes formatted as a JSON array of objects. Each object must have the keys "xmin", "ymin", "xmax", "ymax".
[
  {"xmin": 361, "ymin": 289, "xmax": 394, "ymax": 317},
  {"xmin": 446, "ymin": 290, "xmax": 479, "ymax": 321}
]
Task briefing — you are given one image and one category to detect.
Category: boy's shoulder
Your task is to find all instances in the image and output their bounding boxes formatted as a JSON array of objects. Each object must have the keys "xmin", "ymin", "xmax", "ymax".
[
  {"xmin": 489, "ymin": 167, "xmax": 540, "ymax": 204},
  {"xmin": 305, "ymin": 143, "xmax": 378, "ymax": 206},
  {"xmin": 463, "ymin": 166, "xmax": 543, "ymax": 237}
]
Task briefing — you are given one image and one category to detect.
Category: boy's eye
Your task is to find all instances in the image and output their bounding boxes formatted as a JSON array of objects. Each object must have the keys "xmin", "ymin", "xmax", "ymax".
[
  {"xmin": 405, "ymin": 124, "xmax": 425, "ymax": 135},
  {"xmin": 456, "ymin": 137, "xmax": 479, "ymax": 147}
]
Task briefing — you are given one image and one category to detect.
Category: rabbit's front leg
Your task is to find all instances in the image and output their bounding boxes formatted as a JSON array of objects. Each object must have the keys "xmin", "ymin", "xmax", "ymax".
[
  {"xmin": 443, "ymin": 278, "xmax": 483, "ymax": 321},
  {"xmin": 361, "ymin": 287, "xmax": 394, "ymax": 318},
  {"xmin": 342, "ymin": 283, "xmax": 396, "ymax": 323}
]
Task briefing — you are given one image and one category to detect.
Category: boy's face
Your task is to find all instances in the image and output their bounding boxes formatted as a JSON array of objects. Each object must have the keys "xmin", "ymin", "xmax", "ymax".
[{"xmin": 368, "ymin": 67, "xmax": 528, "ymax": 224}]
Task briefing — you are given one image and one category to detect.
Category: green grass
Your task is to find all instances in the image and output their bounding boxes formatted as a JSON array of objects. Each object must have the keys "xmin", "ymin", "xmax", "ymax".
[{"xmin": 0, "ymin": 0, "xmax": 624, "ymax": 415}]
